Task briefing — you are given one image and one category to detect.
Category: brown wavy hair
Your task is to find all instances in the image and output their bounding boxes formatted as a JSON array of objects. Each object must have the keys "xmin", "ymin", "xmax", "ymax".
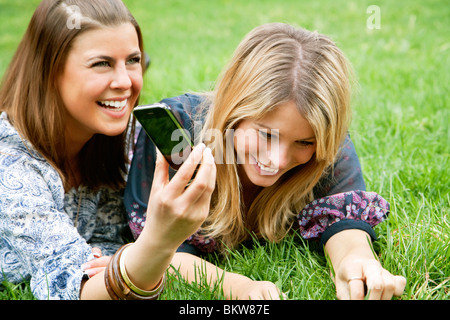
[{"xmin": 0, "ymin": 0, "xmax": 145, "ymax": 191}]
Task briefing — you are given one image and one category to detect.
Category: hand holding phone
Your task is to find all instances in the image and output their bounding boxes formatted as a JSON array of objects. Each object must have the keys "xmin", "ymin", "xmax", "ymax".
[{"xmin": 142, "ymin": 141, "xmax": 216, "ymax": 251}]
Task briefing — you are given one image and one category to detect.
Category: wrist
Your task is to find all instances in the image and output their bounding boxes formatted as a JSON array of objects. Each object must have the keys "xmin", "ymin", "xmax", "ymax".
[
  {"xmin": 139, "ymin": 214, "xmax": 188, "ymax": 253},
  {"xmin": 223, "ymin": 273, "xmax": 254, "ymax": 299},
  {"xmin": 325, "ymin": 229, "xmax": 375, "ymax": 271},
  {"xmin": 124, "ymin": 239, "xmax": 175, "ymax": 291},
  {"xmin": 104, "ymin": 244, "xmax": 165, "ymax": 300}
]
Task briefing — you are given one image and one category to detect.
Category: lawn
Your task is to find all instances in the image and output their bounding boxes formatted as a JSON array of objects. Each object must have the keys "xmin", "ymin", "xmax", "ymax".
[{"xmin": 0, "ymin": 0, "xmax": 448, "ymax": 300}]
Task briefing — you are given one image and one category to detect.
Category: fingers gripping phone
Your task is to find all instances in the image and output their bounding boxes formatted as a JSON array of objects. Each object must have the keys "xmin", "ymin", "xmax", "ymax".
[{"xmin": 133, "ymin": 103, "xmax": 194, "ymax": 170}]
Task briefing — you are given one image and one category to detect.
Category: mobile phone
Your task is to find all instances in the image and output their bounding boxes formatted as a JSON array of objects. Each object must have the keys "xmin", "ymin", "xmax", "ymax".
[{"xmin": 133, "ymin": 103, "xmax": 194, "ymax": 170}]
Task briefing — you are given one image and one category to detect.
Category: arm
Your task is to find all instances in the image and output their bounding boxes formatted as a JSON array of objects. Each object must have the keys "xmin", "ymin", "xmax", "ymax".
[
  {"xmin": 325, "ymin": 229, "xmax": 406, "ymax": 300},
  {"xmin": 170, "ymin": 252, "xmax": 282, "ymax": 300},
  {"xmin": 81, "ymin": 144, "xmax": 216, "ymax": 299},
  {"xmin": 300, "ymin": 135, "xmax": 388, "ymax": 246},
  {"xmin": 299, "ymin": 136, "xmax": 406, "ymax": 299},
  {"xmin": 305, "ymin": 135, "xmax": 381, "ymax": 247}
]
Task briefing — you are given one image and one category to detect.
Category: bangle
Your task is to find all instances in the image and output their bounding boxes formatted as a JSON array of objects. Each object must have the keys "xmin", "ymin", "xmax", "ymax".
[
  {"xmin": 119, "ymin": 244, "xmax": 165, "ymax": 297},
  {"xmin": 104, "ymin": 244, "xmax": 165, "ymax": 300}
]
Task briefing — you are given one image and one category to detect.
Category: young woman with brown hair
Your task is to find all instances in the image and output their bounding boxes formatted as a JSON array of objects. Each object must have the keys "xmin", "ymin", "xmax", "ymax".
[
  {"xmin": 0, "ymin": 0, "xmax": 216, "ymax": 300},
  {"xmin": 125, "ymin": 23, "xmax": 406, "ymax": 300}
]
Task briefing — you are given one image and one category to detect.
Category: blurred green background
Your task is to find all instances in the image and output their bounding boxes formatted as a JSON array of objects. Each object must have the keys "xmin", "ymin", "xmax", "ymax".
[{"xmin": 0, "ymin": 0, "xmax": 448, "ymax": 300}]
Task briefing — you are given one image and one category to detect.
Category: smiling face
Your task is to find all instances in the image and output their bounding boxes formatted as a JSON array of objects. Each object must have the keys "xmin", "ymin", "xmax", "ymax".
[
  {"xmin": 234, "ymin": 100, "xmax": 317, "ymax": 189},
  {"xmin": 57, "ymin": 23, "xmax": 143, "ymax": 147}
]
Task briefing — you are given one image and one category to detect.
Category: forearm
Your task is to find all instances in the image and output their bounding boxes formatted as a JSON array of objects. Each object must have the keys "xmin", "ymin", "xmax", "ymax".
[
  {"xmin": 171, "ymin": 252, "xmax": 253, "ymax": 299},
  {"xmin": 82, "ymin": 144, "xmax": 216, "ymax": 300}
]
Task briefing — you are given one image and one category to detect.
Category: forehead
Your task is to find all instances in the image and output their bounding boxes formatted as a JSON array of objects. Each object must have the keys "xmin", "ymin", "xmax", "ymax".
[
  {"xmin": 255, "ymin": 101, "xmax": 315, "ymax": 139},
  {"xmin": 70, "ymin": 23, "xmax": 140, "ymax": 56}
]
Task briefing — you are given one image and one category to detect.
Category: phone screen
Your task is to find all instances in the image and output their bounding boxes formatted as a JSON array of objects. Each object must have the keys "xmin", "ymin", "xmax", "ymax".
[{"xmin": 133, "ymin": 103, "xmax": 194, "ymax": 170}]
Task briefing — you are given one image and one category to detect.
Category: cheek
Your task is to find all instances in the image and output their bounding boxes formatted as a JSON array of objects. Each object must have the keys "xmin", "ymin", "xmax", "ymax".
[
  {"xmin": 297, "ymin": 148, "xmax": 316, "ymax": 165},
  {"xmin": 130, "ymin": 70, "xmax": 143, "ymax": 92},
  {"xmin": 65, "ymin": 74, "xmax": 109, "ymax": 105},
  {"xmin": 234, "ymin": 131, "xmax": 259, "ymax": 158},
  {"xmin": 85, "ymin": 79, "xmax": 108, "ymax": 100}
]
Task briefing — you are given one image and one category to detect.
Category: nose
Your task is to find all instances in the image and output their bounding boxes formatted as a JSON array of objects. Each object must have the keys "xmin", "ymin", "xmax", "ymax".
[
  {"xmin": 110, "ymin": 63, "xmax": 132, "ymax": 90},
  {"xmin": 266, "ymin": 142, "xmax": 290, "ymax": 170}
]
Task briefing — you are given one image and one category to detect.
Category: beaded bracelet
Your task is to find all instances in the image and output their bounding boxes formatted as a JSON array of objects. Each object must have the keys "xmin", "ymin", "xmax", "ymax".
[{"xmin": 104, "ymin": 243, "xmax": 165, "ymax": 300}]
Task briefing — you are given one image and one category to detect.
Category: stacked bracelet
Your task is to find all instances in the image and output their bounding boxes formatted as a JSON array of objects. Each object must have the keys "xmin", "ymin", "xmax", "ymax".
[{"xmin": 104, "ymin": 243, "xmax": 165, "ymax": 300}]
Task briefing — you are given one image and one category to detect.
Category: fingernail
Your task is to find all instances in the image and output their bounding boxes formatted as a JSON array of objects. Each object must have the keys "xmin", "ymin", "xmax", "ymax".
[
  {"xmin": 83, "ymin": 269, "xmax": 97, "ymax": 278},
  {"xmin": 81, "ymin": 263, "xmax": 91, "ymax": 271}
]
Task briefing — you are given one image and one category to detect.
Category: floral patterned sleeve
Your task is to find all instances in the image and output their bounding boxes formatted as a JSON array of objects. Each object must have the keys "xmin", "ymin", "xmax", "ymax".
[{"xmin": 298, "ymin": 190, "xmax": 389, "ymax": 248}]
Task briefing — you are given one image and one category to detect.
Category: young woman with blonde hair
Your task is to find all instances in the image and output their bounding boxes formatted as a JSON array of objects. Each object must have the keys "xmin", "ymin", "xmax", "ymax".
[
  {"xmin": 126, "ymin": 23, "xmax": 406, "ymax": 300},
  {"xmin": 0, "ymin": 0, "xmax": 215, "ymax": 300}
]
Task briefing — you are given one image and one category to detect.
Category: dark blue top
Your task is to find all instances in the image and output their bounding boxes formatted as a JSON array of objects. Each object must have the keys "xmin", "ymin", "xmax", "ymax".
[{"xmin": 124, "ymin": 94, "xmax": 387, "ymax": 255}]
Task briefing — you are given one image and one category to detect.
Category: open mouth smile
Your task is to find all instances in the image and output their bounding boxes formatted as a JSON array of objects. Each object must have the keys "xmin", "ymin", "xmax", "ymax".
[
  {"xmin": 96, "ymin": 99, "xmax": 128, "ymax": 112},
  {"xmin": 254, "ymin": 158, "xmax": 279, "ymax": 175}
]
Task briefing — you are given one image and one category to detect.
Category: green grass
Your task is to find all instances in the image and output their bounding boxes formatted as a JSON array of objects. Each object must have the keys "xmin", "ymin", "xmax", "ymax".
[{"xmin": 0, "ymin": 0, "xmax": 448, "ymax": 300}]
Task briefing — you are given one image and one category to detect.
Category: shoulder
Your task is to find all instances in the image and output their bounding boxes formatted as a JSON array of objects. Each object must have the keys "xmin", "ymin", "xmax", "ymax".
[
  {"xmin": 160, "ymin": 93, "xmax": 206, "ymax": 112},
  {"xmin": 160, "ymin": 93, "xmax": 210, "ymax": 120},
  {"xmin": 0, "ymin": 112, "xmax": 46, "ymax": 163},
  {"xmin": 160, "ymin": 93, "xmax": 210, "ymax": 133},
  {"xmin": 0, "ymin": 113, "xmax": 64, "ymax": 203}
]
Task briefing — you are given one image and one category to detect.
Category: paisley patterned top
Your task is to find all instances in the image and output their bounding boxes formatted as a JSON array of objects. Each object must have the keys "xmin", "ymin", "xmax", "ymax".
[{"xmin": 0, "ymin": 113, "xmax": 128, "ymax": 300}]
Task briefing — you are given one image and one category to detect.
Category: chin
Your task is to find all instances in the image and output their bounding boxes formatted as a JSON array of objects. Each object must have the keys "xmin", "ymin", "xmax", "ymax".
[
  {"xmin": 249, "ymin": 176, "xmax": 279, "ymax": 188},
  {"xmin": 99, "ymin": 124, "xmax": 129, "ymax": 137}
]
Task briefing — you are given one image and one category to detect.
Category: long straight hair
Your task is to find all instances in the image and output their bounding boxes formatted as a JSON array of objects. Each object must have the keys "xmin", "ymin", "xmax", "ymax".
[
  {"xmin": 0, "ymin": 0, "xmax": 145, "ymax": 191},
  {"xmin": 200, "ymin": 23, "xmax": 353, "ymax": 251}
]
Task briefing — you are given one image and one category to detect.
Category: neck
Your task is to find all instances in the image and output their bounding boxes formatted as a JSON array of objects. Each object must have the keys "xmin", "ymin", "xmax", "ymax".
[
  {"xmin": 64, "ymin": 131, "xmax": 92, "ymax": 190},
  {"xmin": 65, "ymin": 157, "xmax": 81, "ymax": 190}
]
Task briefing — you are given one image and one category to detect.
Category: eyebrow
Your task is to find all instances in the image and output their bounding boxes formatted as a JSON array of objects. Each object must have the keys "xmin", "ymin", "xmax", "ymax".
[
  {"xmin": 255, "ymin": 122, "xmax": 316, "ymax": 141},
  {"xmin": 86, "ymin": 51, "xmax": 142, "ymax": 63}
]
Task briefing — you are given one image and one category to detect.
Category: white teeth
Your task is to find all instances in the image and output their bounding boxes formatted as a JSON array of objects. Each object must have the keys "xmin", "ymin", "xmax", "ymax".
[
  {"xmin": 256, "ymin": 160, "xmax": 278, "ymax": 174},
  {"xmin": 98, "ymin": 99, "xmax": 127, "ymax": 110}
]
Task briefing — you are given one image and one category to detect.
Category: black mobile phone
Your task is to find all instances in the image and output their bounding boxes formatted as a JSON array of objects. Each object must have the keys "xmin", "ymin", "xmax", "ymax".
[{"xmin": 133, "ymin": 103, "xmax": 194, "ymax": 170}]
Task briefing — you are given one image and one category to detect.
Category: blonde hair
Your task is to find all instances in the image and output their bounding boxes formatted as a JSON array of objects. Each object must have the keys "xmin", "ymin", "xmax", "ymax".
[
  {"xmin": 0, "ymin": 0, "xmax": 144, "ymax": 191},
  {"xmin": 200, "ymin": 23, "xmax": 353, "ymax": 251}
]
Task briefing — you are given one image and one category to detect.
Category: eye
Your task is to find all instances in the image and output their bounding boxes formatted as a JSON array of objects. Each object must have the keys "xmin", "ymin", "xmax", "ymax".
[
  {"xmin": 296, "ymin": 140, "xmax": 315, "ymax": 148},
  {"xmin": 127, "ymin": 56, "xmax": 142, "ymax": 65},
  {"xmin": 91, "ymin": 60, "xmax": 110, "ymax": 68},
  {"xmin": 258, "ymin": 129, "xmax": 270, "ymax": 139},
  {"xmin": 258, "ymin": 129, "xmax": 277, "ymax": 141}
]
